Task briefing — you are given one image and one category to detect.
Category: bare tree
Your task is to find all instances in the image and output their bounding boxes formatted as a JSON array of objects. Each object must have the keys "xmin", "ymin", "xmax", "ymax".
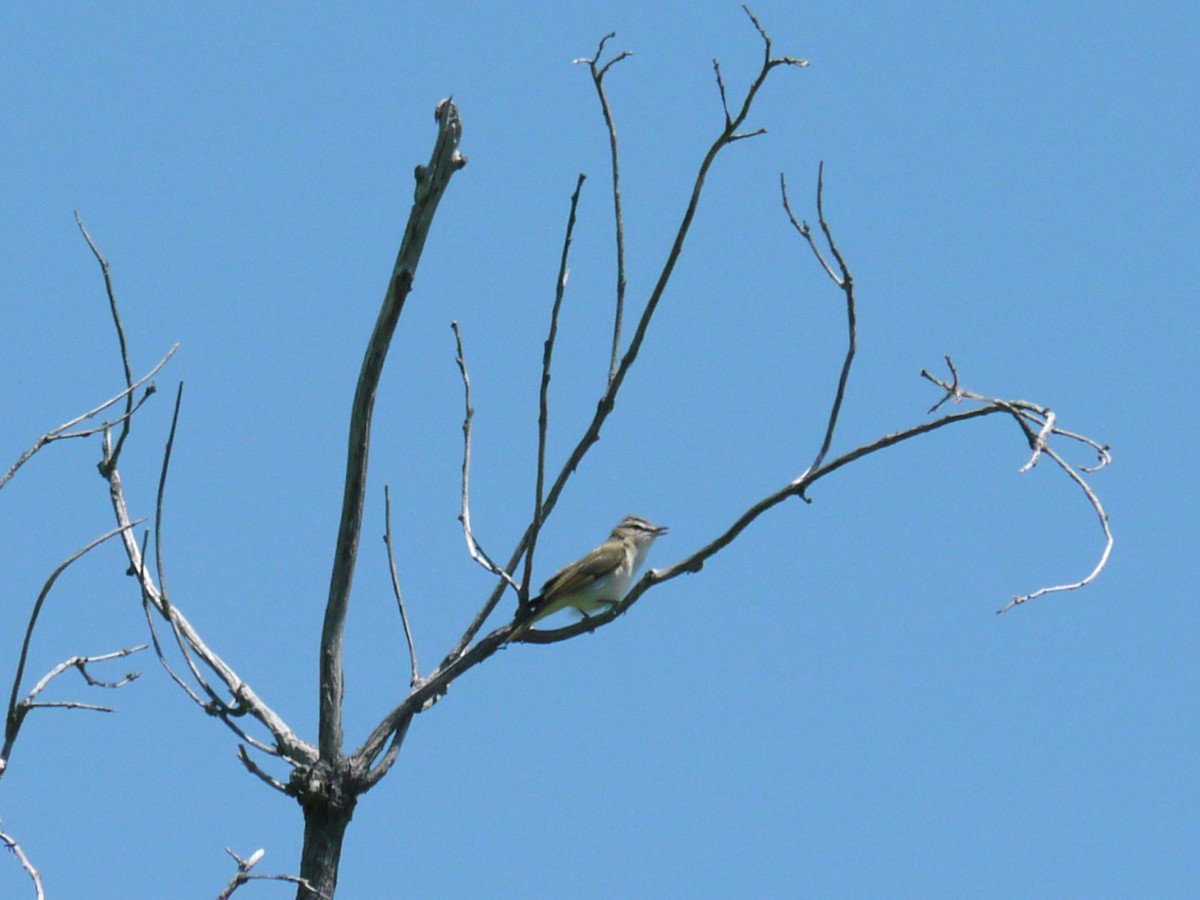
[{"xmin": 3, "ymin": 9, "xmax": 1110, "ymax": 897}]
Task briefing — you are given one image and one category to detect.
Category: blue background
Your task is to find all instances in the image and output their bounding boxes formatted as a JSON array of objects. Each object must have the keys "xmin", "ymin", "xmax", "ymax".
[{"xmin": 2, "ymin": 3, "xmax": 1195, "ymax": 897}]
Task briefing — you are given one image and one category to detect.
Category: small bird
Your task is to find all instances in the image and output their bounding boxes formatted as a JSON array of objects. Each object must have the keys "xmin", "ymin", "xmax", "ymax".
[{"xmin": 510, "ymin": 515, "xmax": 668, "ymax": 639}]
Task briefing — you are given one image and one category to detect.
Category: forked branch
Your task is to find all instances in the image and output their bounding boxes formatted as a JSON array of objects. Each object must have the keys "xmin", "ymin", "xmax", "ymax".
[
  {"xmin": 442, "ymin": 8, "xmax": 809, "ymax": 662},
  {"xmin": 574, "ymin": 35, "xmax": 631, "ymax": 384}
]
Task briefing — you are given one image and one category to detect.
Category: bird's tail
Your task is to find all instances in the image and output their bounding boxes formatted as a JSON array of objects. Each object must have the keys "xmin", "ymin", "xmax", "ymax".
[{"xmin": 506, "ymin": 595, "xmax": 550, "ymax": 643}]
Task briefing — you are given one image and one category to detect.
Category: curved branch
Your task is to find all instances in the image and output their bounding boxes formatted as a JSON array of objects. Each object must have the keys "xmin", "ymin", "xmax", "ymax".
[
  {"xmin": 319, "ymin": 99, "xmax": 465, "ymax": 760},
  {"xmin": 5, "ymin": 522, "xmax": 143, "ymax": 761},
  {"xmin": 0, "ymin": 827, "xmax": 44, "ymax": 900}
]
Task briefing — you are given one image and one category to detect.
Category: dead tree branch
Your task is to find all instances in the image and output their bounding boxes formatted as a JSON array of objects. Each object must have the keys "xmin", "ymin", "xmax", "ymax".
[
  {"xmin": 383, "ymin": 486, "xmax": 420, "ymax": 687},
  {"xmin": 451, "ymin": 173, "xmax": 587, "ymax": 658},
  {"xmin": 2, "ymin": 643, "xmax": 145, "ymax": 780},
  {"xmin": 0, "ymin": 827, "xmax": 44, "ymax": 900},
  {"xmin": 520, "ymin": 171, "xmax": 1112, "ymax": 639},
  {"xmin": 920, "ymin": 361, "xmax": 1113, "ymax": 611},
  {"xmin": 1, "ymin": 345, "xmax": 176, "ymax": 494},
  {"xmin": 574, "ymin": 34, "xmax": 631, "ymax": 384},
  {"xmin": 216, "ymin": 847, "xmax": 326, "ymax": 900},
  {"xmin": 4, "ymin": 523, "xmax": 142, "ymax": 772},
  {"xmin": 318, "ymin": 97, "xmax": 466, "ymax": 761},
  {"xmin": 452, "ymin": 321, "xmax": 518, "ymax": 596},
  {"xmin": 781, "ymin": 163, "xmax": 855, "ymax": 483},
  {"xmin": 70, "ymin": 228, "xmax": 317, "ymax": 768}
]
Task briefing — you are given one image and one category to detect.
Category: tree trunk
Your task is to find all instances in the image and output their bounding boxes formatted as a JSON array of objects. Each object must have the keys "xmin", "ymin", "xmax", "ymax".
[{"xmin": 294, "ymin": 761, "xmax": 358, "ymax": 899}]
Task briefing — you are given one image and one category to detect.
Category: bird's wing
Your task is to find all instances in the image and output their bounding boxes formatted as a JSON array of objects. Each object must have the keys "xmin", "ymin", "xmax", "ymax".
[{"xmin": 538, "ymin": 543, "xmax": 624, "ymax": 602}]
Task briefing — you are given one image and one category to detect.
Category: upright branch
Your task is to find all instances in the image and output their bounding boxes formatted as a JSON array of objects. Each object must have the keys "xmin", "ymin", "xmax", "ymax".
[
  {"xmin": 781, "ymin": 163, "xmax": 856, "ymax": 482},
  {"xmin": 574, "ymin": 35, "xmax": 631, "ymax": 385},
  {"xmin": 535, "ymin": 7, "xmax": 807, "ymax": 539},
  {"xmin": 523, "ymin": 174, "xmax": 588, "ymax": 610},
  {"xmin": 319, "ymin": 99, "xmax": 465, "ymax": 761},
  {"xmin": 75, "ymin": 212, "xmax": 135, "ymax": 470},
  {"xmin": 452, "ymin": 321, "xmax": 518, "ymax": 596},
  {"xmin": 382, "ymin": 485, "xmax": 419, "ymax": 687}
]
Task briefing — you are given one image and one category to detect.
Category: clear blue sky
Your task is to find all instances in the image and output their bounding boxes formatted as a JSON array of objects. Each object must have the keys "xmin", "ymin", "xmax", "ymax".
[{"xmin": 3, "ymin": 3, "xmax": 1196, "ymax": 897}]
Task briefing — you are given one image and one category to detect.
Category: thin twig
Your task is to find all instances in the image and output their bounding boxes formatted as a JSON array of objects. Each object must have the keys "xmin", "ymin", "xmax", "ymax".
[
  {"xmin": 237, "ymin": 745, "xmax": 290, "ymax": 794},
  {"xmin": 575, "ymin": 34, "xmax": 631, "ymax": 384},
  {"xmin": 154, "ymin": 383, "xmax": 182, "ymax": 612},
  {"xmin": 149, "ymin": 386, "xmax": 222, "ymax": 705},
  {"xmin": 383, "ymin": 485, "xmax": 420, "ymax": 686},
  {"xmin": 522, "ymin": 173, "xmax": 587, "ymax": 613},
  {"xmin": 0, "ymin": 345, "xmax": 176, "ymax": 494},
  {"xmin": 75, "ymin": 212, "xmax": 136, "ymax": 469},
  {"xmin": 451, "ymin": 322, "xmax": 520, "ymax": 597},
  {"xmin": 216, "ymin": 846, "xmax": 327, "ymax": 900},
  {"xmin": 2, "ymin": 644, "xmax": 146, "ymax": 779}
]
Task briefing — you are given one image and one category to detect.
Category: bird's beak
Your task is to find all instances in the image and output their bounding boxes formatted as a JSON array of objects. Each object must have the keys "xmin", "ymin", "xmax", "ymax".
[{"xmin": 654, "ymin": 524, "xmax": 669, "ymax": 535}]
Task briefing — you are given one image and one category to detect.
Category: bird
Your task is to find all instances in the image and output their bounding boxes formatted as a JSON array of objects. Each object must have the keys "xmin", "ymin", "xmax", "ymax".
[{"xmin": 509, "ymin": 515, "xmax": 668, "ymax": 640}]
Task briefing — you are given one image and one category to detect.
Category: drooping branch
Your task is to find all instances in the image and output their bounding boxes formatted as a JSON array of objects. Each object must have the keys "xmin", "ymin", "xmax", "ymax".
[
  {"xmin": 319, "ymin": 98, "xmax": 466, "ymax": 760},
  {"xmin": 919, "ymin": 362, "xmax": 1113, "ymax": 611}
]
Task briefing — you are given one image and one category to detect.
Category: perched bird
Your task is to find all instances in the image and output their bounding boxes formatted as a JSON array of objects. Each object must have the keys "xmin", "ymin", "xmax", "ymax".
[{"xmin": 510, "ymin": 515, "xmax": 668, "ymax": 639}]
